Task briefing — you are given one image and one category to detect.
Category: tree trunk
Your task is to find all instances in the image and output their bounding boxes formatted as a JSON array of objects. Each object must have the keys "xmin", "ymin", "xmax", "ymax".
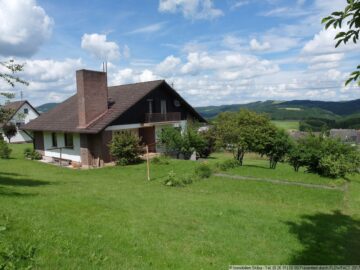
[{"xmin": 236, "ymin": 149, "xmax": 244, "ymax": 166}]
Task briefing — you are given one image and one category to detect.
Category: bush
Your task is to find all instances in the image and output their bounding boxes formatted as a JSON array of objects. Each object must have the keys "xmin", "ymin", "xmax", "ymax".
[
  {"xmin": 0, "ymin": 140, "xmax": 11, "ymax": 159},
  {"xmin": 2, "ymin": 122, "xmax": 17, "ymax": 143},
  {"xmin": 216, "ymin": 159, "xmax": 241, "ymax": 171},
  {"xmin": 198, "ymin": 127, "xmax": 216, "ymax": 158},
  {"xmin": 194, "ymin": 163, "xmax": 212, "ymax": 179},
  {"xmin": 287, "ymin": 134, "xmax": 360, "ymax": 178},
  {"xmin": 151, "ymin": 155, "xmax": 170, "ymax": 165},
  {"xmin": 24, "ymin": 148, "xmax": 42, "ymax": 160},
  {"xmin": 163, "ymin": 171, "xmax": 194, "ymax": 187},
  {"xmin": 109, "ymin": 131, "xmax": 144, "ymax": 165}
]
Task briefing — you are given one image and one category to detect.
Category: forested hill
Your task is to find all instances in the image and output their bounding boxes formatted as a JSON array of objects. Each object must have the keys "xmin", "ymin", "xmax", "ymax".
[{"xmin": 195, "ymin": 99, "xmax": 360, "ymax": 120}]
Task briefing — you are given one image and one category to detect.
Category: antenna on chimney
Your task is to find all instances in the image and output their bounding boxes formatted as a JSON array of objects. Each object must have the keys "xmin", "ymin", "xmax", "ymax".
[
  {"xmin": 20, "ymin": 91, "xmax": 23, "ymax": 101},
  {"xmin": 102, "ymin": 61, "xmax": 108, "ymax": 73}
]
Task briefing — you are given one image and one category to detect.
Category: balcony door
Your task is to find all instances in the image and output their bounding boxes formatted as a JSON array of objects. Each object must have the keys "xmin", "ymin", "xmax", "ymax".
[{"xmin": 160, "ymin": 100, "xmax": 167, "ymax": 114}]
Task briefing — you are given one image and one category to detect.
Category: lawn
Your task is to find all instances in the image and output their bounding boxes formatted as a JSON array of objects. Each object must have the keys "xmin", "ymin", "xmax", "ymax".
[
  {"xmin": 271, "ymin": 120, "xmax": 299, "ymax": 131},
  {"xmin": 1, "ymin": 144, "xmax": 360, "ymax": 269}
]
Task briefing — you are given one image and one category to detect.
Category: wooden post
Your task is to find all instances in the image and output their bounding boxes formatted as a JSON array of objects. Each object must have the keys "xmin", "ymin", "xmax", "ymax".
[
  {"xmin": 146, "ymin": 145, "xmax": 150, "ymax": 181},
  {"xmin": 59, "ymin": 147, "xmax": 62, "ymax": 167}
]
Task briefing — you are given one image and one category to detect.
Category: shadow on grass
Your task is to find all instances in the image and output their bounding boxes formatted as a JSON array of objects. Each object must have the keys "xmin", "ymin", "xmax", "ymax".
[
  {"xmin": 286, "ymin": 210, "xmax": 360, "ymax": 264},
  {"xmin": 0, "ymin": 187, "xmax": 37, "ymax": 197},
  {"xmin": 0, "ymin": 173, "xmax": 50, "ymax": 187}
]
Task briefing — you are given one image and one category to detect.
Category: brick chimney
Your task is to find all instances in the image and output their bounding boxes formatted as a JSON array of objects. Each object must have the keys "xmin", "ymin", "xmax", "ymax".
[{"xmin": 76, "ymin": 69, "xmax": 108, "ymax": 128}]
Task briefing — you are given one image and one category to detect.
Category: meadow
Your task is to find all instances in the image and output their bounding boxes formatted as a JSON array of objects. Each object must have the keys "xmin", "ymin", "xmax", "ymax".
[{"xmin": 1, "ymin": 144, "xmax": 359, "ymax": 269}]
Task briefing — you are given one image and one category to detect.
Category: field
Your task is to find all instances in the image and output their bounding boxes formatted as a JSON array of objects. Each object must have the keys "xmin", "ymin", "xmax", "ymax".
[
  {"xmin": 271, "ymin": 120, "xmax": 299, "ymax": 130},
  {"xmin": 1, "ymin": 144, "xmax": 360, "ymax": 269}
]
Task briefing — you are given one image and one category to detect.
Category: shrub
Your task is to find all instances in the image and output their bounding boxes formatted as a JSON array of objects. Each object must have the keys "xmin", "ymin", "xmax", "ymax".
[
  {"xmin": 163, "ymin": 171, "xmax": 194, "ymax": 187},
  {"xmin": 287, "ymin": 134, "xmax": 360, "ymax": 178},
  {"xmin": 109, "ymin": 131, "xmax": 144, "ymax": 165},
  {"xmin": 151, "ymin": 155, "xmax": 170, "ymax": 165},
  {"xmin": 24, "ymin": 148, "xmax": 42, "ymax": 160},
  {"xmin": 0, "ymin": 140, "xmax": 11, "ymax": 159},
  {"xmin": 194, "ymin": 163, "xmax": 212, "ymax": 179},
  {"xmin": 159, "ymin": 125, "xmax": 209, "ymax": 160},
  {"xmin": 216, "ymin": 159, "xmax": 241, "ymax": 171},
  {"xmin": 198, "ymin": 127, "xmax": 216, "ymax": 158},
  {"xmin": 163, "ymin": 171, "xmax": 184, "ymax": 187}
]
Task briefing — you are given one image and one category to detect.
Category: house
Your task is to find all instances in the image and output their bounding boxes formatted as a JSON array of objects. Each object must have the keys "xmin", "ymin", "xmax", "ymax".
[
  {"xmin": 23, "ymin": 69, "xmax": 206, "ymax": 168},
  {"xmin": 329, "ymin": 129, "xmax": 360, "ymax": 144},
  {"xmin": 0, "ymin": 100, "xmax": 39, "ymax": 143}
]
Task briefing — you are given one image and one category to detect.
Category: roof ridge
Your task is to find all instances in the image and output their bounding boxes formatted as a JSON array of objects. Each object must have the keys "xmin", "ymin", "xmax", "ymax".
[{"xmin": 108, "ymin": 79, "xmax": 164, "ymax": 88}]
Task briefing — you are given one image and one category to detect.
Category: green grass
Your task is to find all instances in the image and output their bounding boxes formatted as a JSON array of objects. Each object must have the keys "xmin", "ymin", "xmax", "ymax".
[
  {"xmin": 271, "ymin": 120, "xmax": 299, "ymax": 130},
  {"xmin": 1, "ymin": 144, "xmax": 360, "ymax": 269}
]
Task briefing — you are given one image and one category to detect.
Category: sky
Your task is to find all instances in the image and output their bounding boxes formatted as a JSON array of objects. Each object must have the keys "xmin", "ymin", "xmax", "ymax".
[{"xmin": 0, "ymin": 0, "xmax": 359, "ymax": 107}]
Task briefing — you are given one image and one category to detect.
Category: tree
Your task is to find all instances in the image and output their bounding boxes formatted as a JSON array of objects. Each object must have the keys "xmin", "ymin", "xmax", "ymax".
[
  {"xmin": 0, "ymin": 60, "xmax": 28, "ymax": 125},
  {"xmin": 322, "ymin": 0, "xmax": 360, "ymax": 86},
  {"xmin": 2, "ymin": 123, "xmax": 17, "ymax": 143},
  {"xmin": 214, "ymin": 110, "xmax": 274, "ymax": 165},
  {"xmin": 109, "ymin": 131, "xmax": 144, "ymax": 165},
  {"xmin": 262, "ymin": 129, "xmax": 293, "ymax": 169},
  {"xmin": 159, "ymin": 125, "xmax": 207, "ymax": 159}
]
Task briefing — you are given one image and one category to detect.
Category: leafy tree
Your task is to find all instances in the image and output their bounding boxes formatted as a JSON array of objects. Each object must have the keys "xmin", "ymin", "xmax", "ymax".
[
  {"xmin": 109, "ymin": 131, "xmax": 144, "ymax": 165},
  {"xmin": 288, "ymin": 134, "xmax": 360, "ymax": 178},
  {"xmin": 198, "ymin": 127, "xmax": 216, "ymax": 158},
  {"xmin": 262, "ymin": 129, "xmax": 293, "ymax": 169},
  {"xmin": 159, "ymin": 125, "xmax": 207, "ymax": 159},
  {"xmin": 214, "ymin": 110, "xmax": 274, "ymax": 165},
  {"xmin": 2, "ymin": 123, "xmax": 17, "ymax": 143},
  {"xmin": 0, "ymin": 60, "xmax": 28, "ymax": 125},
  {"xmin": 322, "ymin": 0, "xmax": 360, "ymax": 86}
]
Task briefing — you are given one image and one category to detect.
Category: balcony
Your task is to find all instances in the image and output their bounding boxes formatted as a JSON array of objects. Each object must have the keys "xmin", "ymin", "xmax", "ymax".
[{"xmin": 145, "ymin": 112, "xmax": 181, "ymax": 123}]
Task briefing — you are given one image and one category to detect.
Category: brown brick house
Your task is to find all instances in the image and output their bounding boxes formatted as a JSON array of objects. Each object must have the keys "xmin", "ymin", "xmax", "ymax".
[{"xmin": 23, "ymin": 69, "xmax": 206, "ymax": 167}]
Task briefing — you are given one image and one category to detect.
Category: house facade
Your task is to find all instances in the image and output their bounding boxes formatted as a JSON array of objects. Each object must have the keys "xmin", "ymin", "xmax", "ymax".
[
  {"xmin": 23, "ymin": 69, "xmax": 206, "ymax": 167},
  {"xmin": 0, "ymin": 100, "xmax": 39, "ymax": 143}
]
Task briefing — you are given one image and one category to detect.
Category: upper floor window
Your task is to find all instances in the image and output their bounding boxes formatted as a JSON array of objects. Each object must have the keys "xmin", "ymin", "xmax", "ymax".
[
  {"xmin": 51, "ymin": 133, "xmax": 57, "ymax": 147},
  {"xmin": 147, "ymin": 99, "xmax": 153, "ymax": 114},
  {"xmin": 64, "ymin": 133, "xmax": 74, "ymax": 149},
  {"xmin": 161, "ymin": 100, "xmax": 167, "ymax": 114},
  {"xmin": 23, "ymin": 108, "xmax": 29, "ymax": 114}
]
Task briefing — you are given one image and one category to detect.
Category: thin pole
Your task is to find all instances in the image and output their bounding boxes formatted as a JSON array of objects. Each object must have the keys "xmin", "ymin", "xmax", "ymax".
[{"xmin": 146, "ymin": 145, "xmax": 150, "ymax": 181}]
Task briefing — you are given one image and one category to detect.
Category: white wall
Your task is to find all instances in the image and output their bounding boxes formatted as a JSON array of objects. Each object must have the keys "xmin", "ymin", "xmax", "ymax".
[
  {"xmin": 1, "ymin": 102, "xmax": 39, "ymax": 143},
  {"xmin": 43, "ymin": 132, "xmax": 81, "ymax": 162}
]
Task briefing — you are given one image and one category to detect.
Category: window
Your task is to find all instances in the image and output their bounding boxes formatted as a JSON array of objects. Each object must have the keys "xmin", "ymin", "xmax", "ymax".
[
  {"xmin": 51, "ymin": 133, "xmax": 57, "ymax": 147},
  {"xmin": 161, "ymin": 100, "xmax": 167, "ymax": 114},
  {"xmin": 64, "ymin": 133, "xmax": 74, "ymax": 149},
  {"xmin": 23, "ymin": 108, "xmax": 29, "ymax": 114},
  {"xmin": 147, "ymin": 99, "xmax": 153, "ymax": 114}
]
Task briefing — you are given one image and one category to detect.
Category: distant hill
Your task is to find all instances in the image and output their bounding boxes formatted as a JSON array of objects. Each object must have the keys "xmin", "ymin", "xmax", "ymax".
[
  {"xmin": 195, "ymin": 99, "xmax": 360, "ymax": 120},
  {"xmin": 36, "ymin": 103, "xmax": 58, "ymax": 113}
]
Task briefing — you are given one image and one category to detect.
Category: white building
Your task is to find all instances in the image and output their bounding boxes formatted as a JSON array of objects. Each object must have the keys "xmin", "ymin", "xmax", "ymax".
[{"xmin": 0, "ymin": 100, "xmax": 40, "ymax": 143}]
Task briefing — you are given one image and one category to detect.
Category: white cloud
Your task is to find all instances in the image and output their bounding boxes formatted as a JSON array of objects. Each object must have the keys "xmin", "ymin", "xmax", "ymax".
[
  {"xmin": 127, "ymin": 22, "xmax": 166, "ymax": 34},
  {"xmin": 158, "ymin": 0, "xmax": 223, "ymax": 20},
  {"xmin": 123, "ymin": 45, "xmax": 131, "ymax": 59},
  {"xmin": 155, "ymin": 55, "xmax": 182, "ymax": 76},
  {"xmin": 0, "ymin": 0, "xmax": 53, "ymax": 57},
  {"xmin": 250, "ymin": 39, "xmax": 271, "ymax": 51},
  {"xmin": 81, "ymin": 33, "xmax": 120, "ymax": 61},
  {"xmin": 230, "ymin": 0, "xmax": 250, "ymax": 10}
]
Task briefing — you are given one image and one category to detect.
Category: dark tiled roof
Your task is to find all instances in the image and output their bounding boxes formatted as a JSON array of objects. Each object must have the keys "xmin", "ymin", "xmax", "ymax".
[
  {"xmin": 2, "ymin": 100, "xmax": 27, "ymax": 112},
  {"xmin": 23, "ymin": 80, "xmax": 170, "ymax": 133}
]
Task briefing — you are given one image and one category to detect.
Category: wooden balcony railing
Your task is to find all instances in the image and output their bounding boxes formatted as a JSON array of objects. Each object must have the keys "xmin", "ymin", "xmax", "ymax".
[{"xmin": 145, "ymin": 112, "xmax": 181, "ymax": 123}]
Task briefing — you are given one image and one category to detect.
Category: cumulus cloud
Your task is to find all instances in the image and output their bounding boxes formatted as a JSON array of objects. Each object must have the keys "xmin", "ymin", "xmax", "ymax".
[
  {"xmin": 0, "ymin": 0, "xmax": 53, "ymax": 57},
  {"xmin": 158, "ymin": 0, "xmax": 223, "ymax": 20},
  {"xmin": 155, "ymin": 55, "xmax": 182, "ymax": 76},
  {"xmin": 250, "ymin": 39, "xmax": 271, "ymax": 51},
  {"xmin": 81, "ymin": 33, "xmax": 120, "ymax": 61}
]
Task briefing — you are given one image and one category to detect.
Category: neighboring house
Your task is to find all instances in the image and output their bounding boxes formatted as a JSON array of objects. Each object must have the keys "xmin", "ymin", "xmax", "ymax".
[
  {"xmin": 288, "ymin": 130, "xmax": 321, "ymax": 140},
  {"xmin": 0, "ymin": 100, "xmax": 39, "ymax": 143},
  {"xmin": 23, "ymin": 69, "xmax": 206, "ymax": 168},
  {"xmin": 329, "ymin": 129, "xmax": 360, "ymax": 144}
]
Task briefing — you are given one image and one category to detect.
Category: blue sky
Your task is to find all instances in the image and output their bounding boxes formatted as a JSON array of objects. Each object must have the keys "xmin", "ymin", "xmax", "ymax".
[{"xmin": 0, "ymin": 0, "xmax": 359, "ymax": 106}]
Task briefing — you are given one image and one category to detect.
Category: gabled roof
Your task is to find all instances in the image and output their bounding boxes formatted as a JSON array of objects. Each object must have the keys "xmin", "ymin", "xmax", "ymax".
[
  {"xmin": 0, "ymin": 100, "xmax": 39, "ymax": 128},
  {"xmin": 23, "ymin": 80, "xmax": 205, "ymax": 134}
]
